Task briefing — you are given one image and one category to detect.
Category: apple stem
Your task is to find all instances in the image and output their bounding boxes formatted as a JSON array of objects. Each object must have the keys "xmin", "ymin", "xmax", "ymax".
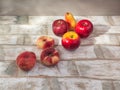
[
  {"xmin": 43, "ymin": 39, "xmax": 46, "ymax": 42},
  {"xmin": 70, "ymin": 35, "xmax": 74, "ymax": 38}
]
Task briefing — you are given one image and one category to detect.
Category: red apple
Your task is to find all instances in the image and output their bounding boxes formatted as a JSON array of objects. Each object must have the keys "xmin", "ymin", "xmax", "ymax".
[
  {"xmin": 16, "ymin": 51, "xmax": 36, "ymax": 71},
  {"xmin": 36, "ymin": 36, "xmax": 55, "ymax": 49},
  {"xmin": 40, "ymin": 47, "xmax": 60, "ymax": 66},
  {"xmin": 75, "ymin": 19, "xmax": 93, "ymax": 38},
  {"xmin": 52, "ymin": 19, "xmax": 68, "ymax": 36},
  {"xmin": 62, "ymin": 31, "xmax": 80, "ymax": 50}
]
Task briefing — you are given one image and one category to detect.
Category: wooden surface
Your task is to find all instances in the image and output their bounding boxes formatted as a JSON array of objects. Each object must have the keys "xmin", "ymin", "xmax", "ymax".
[
  {"xmin": 0, "ymin": 16, "xmax": 120, "ymax": 90},
  {"xmin": 0, "ymin": 0, "xmax": 120, "ymax": 15}
]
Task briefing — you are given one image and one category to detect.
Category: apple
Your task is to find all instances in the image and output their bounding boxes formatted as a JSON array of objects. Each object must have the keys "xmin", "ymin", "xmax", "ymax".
[
  {"xmin": 52, "ymin": 19, "xmax": 68, "ymax": 36},
  {"xmin": 36, "ymin": 36, "xmax": 55, "ymax": 49},
  {"xmin": 16, "ymin": 51, "xmax": 36, "ymax": 71},
  {"xmin": 62, "ymin": 31, "xmax": 80, "ymax": 50},
  {"xmin": 75, "ymin": 19, "xmax": 93, "ymax": 38},
  {"xmin": 40, "ymin": 47, "xmax": 60, "ymax": 66}
]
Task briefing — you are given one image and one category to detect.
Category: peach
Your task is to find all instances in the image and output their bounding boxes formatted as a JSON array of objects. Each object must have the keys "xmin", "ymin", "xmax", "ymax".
[
  {"xmin": 40, "ymin": 47, "xmax": 60, "ymax": 66},
  {"xmin": 16, "ymin": 51, "xmax": 36, "ymax": 71},
  {"xmin": 36, "ymin": 36, "xmax": 55, "ymax": 49}
]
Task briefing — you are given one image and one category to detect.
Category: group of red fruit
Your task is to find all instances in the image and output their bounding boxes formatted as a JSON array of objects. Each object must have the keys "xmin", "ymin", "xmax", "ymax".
[
  {"xmin": 53, "ymin": 12, "xmax": 93, "ymax": 50},
  {"xmin": 16, "ymin": 12, "xmax": 93, "ymax": 71},
  {"xmin": 16, "ymin": 36, "xmax": 60, "ymax": 71}
]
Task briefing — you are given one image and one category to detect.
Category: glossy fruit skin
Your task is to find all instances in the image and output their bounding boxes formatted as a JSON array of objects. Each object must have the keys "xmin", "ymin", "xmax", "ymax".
[
  {"xmin": 62, "ymin": 31, "xmax": 80, "ymax": 50},
  {"xmin": 16, "ymin": 51, "xmax": 36, "ymax": 71},
  {"xmin": 75, "ymin": 19, "xmax": 93, "ymax": 38},
  {"xmin": 40, "ymin": 47, "xmax": 60, "ymax": 66},
  {"xmin": 52, "ymin": 19, "xmax": 68, "ymax": 36}
]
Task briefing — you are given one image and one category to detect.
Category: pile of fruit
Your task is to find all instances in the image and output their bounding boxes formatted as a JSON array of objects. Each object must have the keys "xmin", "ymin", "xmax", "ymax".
[{"xmin": 16, "ymin": 12, "xmax": 93, "ymax": 71}]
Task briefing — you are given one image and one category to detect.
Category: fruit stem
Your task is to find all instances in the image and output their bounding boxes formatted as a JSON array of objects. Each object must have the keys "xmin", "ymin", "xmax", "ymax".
[
  {"xmin": 43, "ymin": 39, "xmax": 46, "ymax": 42},
  {"xmin": 70, "ymin": 35, "xmax": 74, "ymax": 38},
  {"xmin": 66, "ymin": 12, "xmax": 70, "ymax": 15}
]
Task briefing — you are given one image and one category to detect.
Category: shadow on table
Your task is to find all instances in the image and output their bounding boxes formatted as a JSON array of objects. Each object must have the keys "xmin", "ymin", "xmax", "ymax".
[
  {"xmin": 4, "ymin": 61, "xmax": 18, "ymax": 76},
  {"xmin": 81, "ymin": 25, "xmax": 111, "ymax": 45}
]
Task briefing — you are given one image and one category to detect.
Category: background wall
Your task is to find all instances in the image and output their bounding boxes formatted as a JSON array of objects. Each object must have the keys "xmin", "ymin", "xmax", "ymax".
[{"xmin": 0, "ymin": 0, "xmax": 120, "ymax": 15}]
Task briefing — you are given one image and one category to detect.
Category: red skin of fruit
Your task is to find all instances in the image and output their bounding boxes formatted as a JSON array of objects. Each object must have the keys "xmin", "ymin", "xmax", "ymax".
[
  {"xmin": 16, "ymin": 51, "xmax": 36, "ymax": 71},
  {"xmin": 52, "ymin": 19, "xmax": 68, "ymax": 36},
  {"xmin": 40, "ymin": 47, "xmax": 60, "ymax": 66},
  {"xmin": 75, "ymin": 19, "xmax": 93, "ymax": 38},
  {"xmin": 36, "ymin": 36, "xmax": 55, "ymax": 49},
  {"xmin": 62, "ymin": 31, "xmax": 80, "ymax": 50}
]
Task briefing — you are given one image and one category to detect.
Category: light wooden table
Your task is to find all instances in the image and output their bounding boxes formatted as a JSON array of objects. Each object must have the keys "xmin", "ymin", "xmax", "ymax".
[{"xmin": 0, "ymin": 16, "xmax": 120, "ymax": 90}]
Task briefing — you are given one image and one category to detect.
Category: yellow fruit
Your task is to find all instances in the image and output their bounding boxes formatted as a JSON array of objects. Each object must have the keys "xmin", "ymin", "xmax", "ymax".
[{"xmin": 65, "ymin": 12, "xmax": 77, "ymax": 30}]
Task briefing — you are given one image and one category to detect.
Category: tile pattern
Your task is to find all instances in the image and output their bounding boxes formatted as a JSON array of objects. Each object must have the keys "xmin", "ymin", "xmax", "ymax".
[{"xmin": 0, "ymin": 16, "xmax": 120, "ymax": 90}]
